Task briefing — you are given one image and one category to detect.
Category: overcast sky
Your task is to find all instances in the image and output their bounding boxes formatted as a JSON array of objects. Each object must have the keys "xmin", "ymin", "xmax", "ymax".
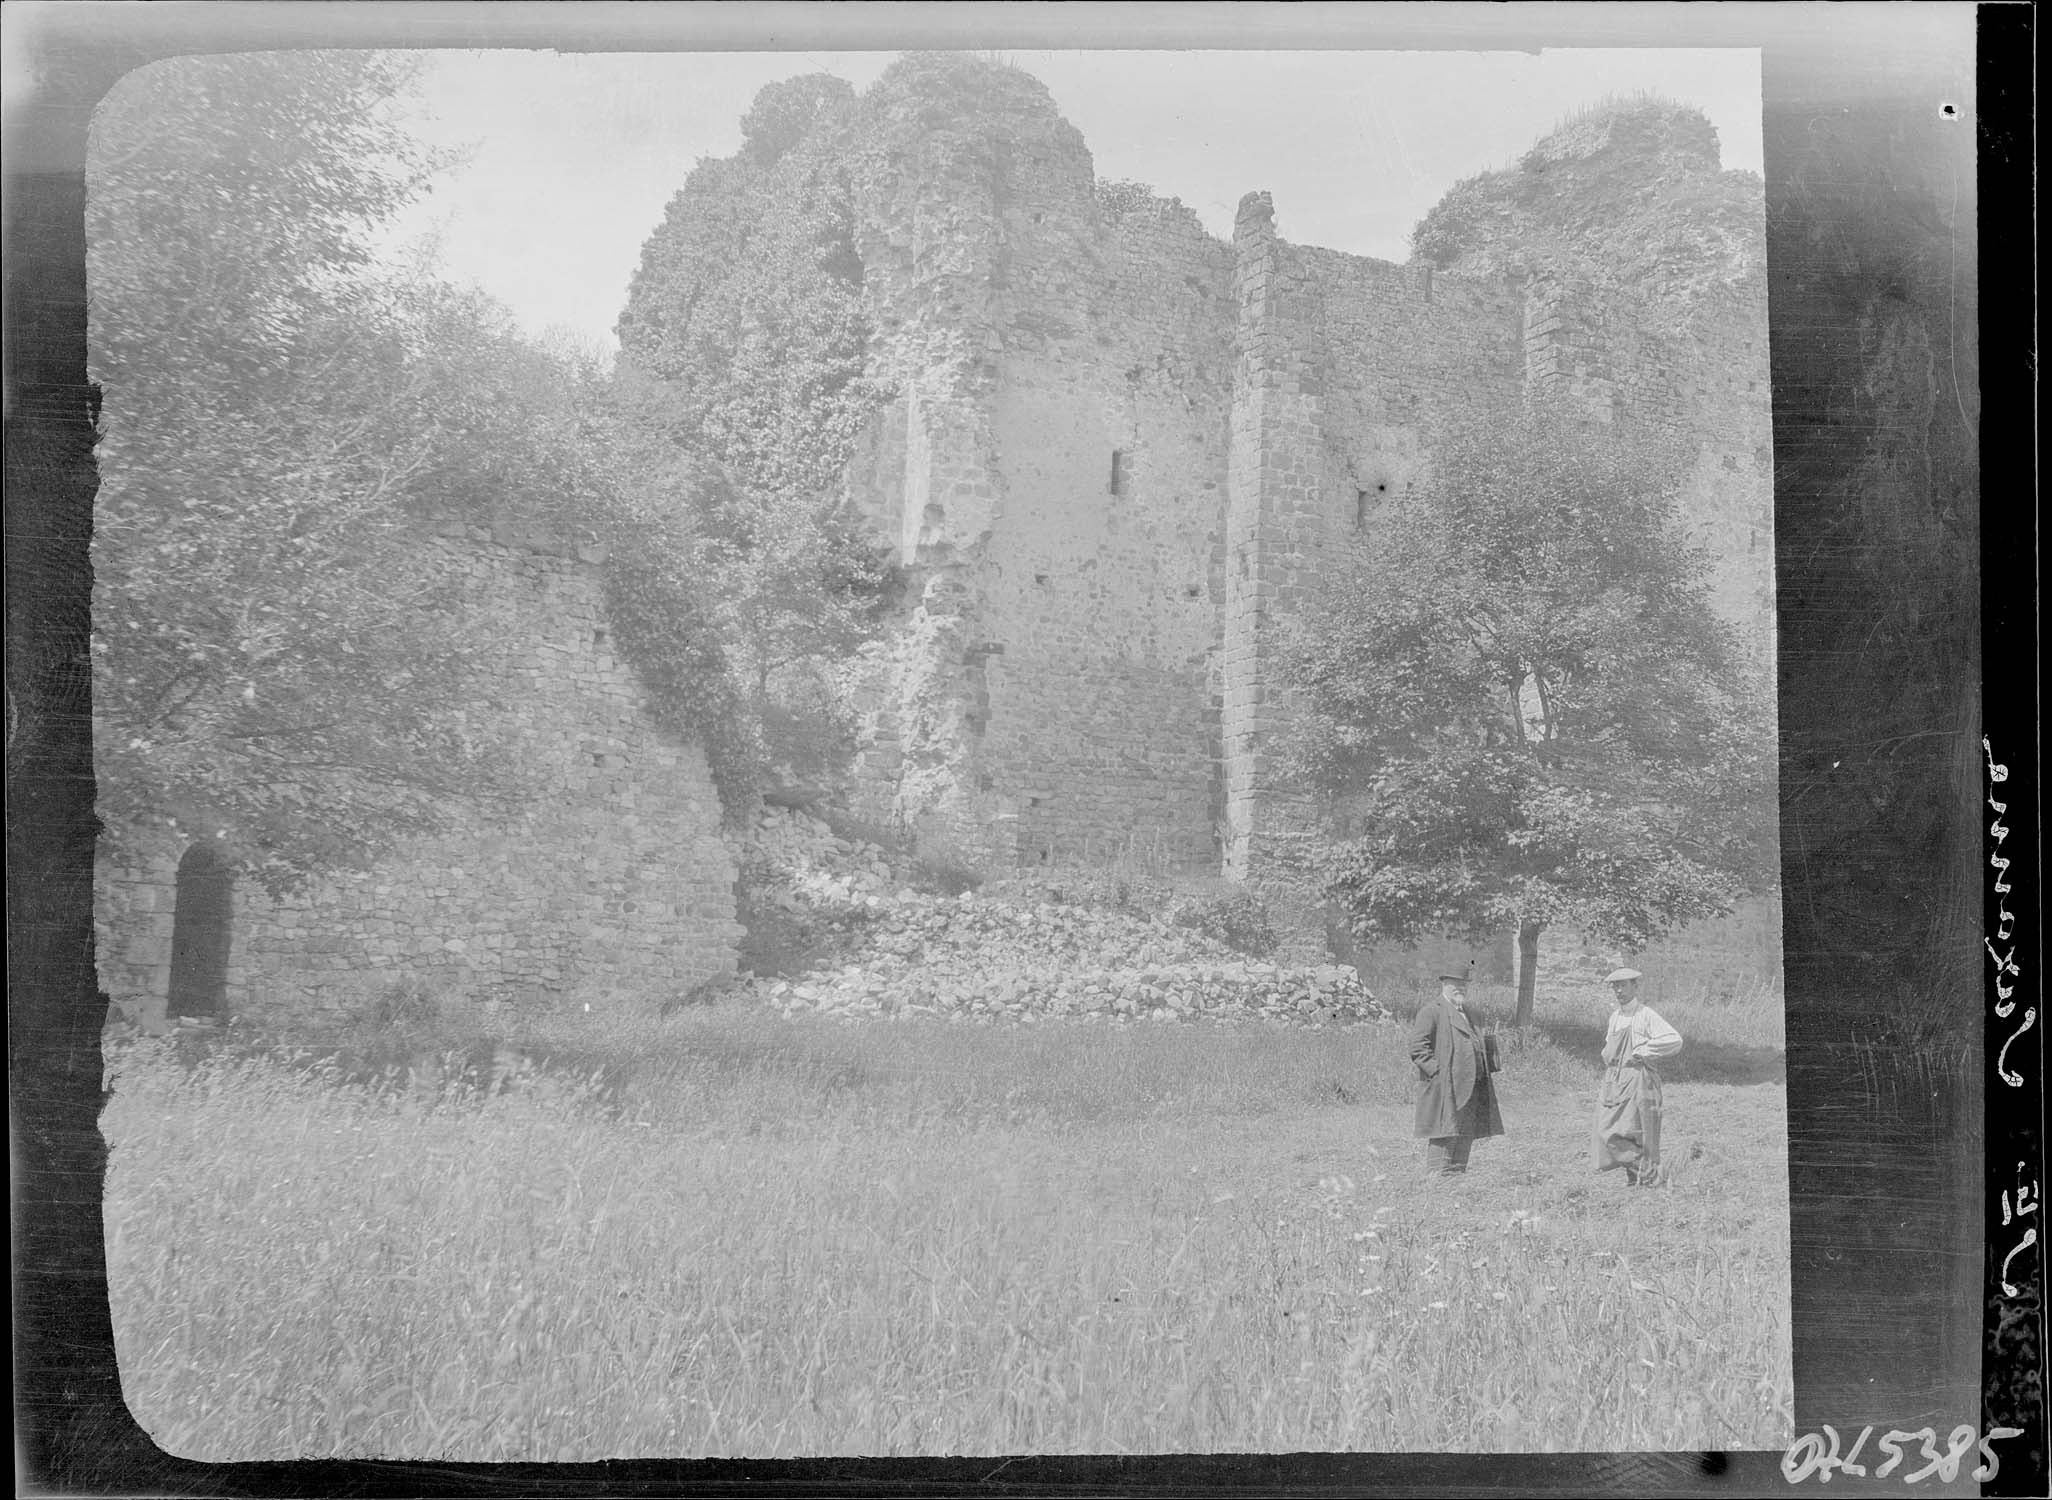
[{"xmin": 381, "ymin": 47, "xmax": 1763, "ymax": 352}]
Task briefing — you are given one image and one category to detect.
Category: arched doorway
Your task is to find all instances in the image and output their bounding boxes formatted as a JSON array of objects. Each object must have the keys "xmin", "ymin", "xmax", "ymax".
[{"xmin": 167, "ymin": 843, "xmax": 233, "ymax": 1020}]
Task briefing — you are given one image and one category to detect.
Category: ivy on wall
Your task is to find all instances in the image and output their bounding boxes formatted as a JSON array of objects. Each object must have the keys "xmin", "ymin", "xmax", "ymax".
[
  {"xmin": 1407, "ymin": 96, "xmax": 1765, "ymax": 298},
  {"xmin": 612, "ymin": 73, "xmax": 904, "ymax": 814}
]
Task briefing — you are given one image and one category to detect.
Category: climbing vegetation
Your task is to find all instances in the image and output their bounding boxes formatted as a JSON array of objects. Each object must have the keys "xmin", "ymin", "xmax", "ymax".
[
  {"xmin": 88, "ymin": 52, "xmax": 766, "ymax": 885},
  {"xmin": 613, "ymin": 73, "xmax": 903, "ymax": 807}
]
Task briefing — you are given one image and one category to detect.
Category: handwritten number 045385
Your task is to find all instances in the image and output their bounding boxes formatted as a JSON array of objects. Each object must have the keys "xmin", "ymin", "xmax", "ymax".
[{"xmin": 1780, "ymin": 1424, "xmax": 2025, "ymax": 1484}]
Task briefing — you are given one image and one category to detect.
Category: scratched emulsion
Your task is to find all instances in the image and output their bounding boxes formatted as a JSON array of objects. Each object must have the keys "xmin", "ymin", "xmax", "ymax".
[{"xmin": 1763, "ymin": 30, "xmax": 1989, "ymax": 1469}]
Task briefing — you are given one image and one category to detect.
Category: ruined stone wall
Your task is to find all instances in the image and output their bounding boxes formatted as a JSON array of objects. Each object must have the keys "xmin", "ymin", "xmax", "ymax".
[
  {"xmin": 972, "ymin": 197, "xmax": 1233, "ymax": 873},
  {"xmin": 833, "ymin": 87, "xmax": 1012, "ymax": 854},
  {"xmin": 1517, "ymin": 267, "xmax": 1782, "ymax": 987},
  {"xmin": 1222, "ymin": 193, "xmax": 1524, "ymax": 943},
  {"xmin": 1300, "ymin": 249, "xmax": 1528, "ymax": 515},
  {"xmin": 1220, "ymin": 193, "xmax": 1775, "ymax": 977},
  {"xmin": 1221, "ymin": 193, "xmax": 1325, "ymax": 928},
  {"xmin": 1524, "ymin": 274, "xmax": 1776, "ymax": 659},
  {"xmin": 840, "ymin": 66, "xmax": 1234, "ymax": 873},
  {"xmin": 828, "ymin": 62, "xmax": 1777, "ymax": 987},
  {"xmin": 96, "ymin": 532, "xmax": 741, "ymax": 1028}
]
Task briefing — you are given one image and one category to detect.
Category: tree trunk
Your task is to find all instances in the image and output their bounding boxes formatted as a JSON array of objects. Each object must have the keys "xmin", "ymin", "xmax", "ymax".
[{"xmin": 1515, "ymin": 920, "xmax": 1542, "ymax": 1027}]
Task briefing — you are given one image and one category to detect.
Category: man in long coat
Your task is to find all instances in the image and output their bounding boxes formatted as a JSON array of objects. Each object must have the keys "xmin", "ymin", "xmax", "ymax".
[{"xmin": 1407, "ymin": 970, "xmax": 1506, "ymax": 1175}]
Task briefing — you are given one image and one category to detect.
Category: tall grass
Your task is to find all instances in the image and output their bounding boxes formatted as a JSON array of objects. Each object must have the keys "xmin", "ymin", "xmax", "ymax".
[
  {"xmin": 103, "ymin": 1009, "xmax": 1790, "ymax": 1460},
  {"xmin": 257, "ymin": 1003, "xmax": 1578, "ymax": 1132}
]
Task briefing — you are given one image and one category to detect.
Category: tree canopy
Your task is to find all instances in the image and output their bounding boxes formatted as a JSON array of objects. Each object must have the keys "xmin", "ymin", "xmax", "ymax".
[
  {"xmin": 90, "ymin": 54, "xmax": 901, "ymax": 894},
  {"xmin": 87, "ymin": 54, "xmax": 642, "ymax": 889},
  {"xmin": 1281, "ymin": 397, "xmax": 1776, "ymax": 1019}
]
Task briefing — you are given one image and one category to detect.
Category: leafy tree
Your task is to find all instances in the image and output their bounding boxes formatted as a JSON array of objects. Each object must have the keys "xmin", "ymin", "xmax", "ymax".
[
  {"xmin": 86, "ymin": 54, "xmax": 603, "ymax": 891},
  {"xmin": 90, "ymin": 51, "xmax": 865, "ymax": 891},
  {"xmin": 1281, "ymin": 396, "xmax": 1775, "ymax": 1023}
]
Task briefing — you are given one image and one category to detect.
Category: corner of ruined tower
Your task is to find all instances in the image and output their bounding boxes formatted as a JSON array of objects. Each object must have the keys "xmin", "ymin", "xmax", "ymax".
[{"xmin": 835, "ymin": 56, "xmax": 1106, "ymax": 866}]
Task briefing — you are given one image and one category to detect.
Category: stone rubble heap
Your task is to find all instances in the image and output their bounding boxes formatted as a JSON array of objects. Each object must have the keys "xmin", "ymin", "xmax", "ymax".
[
  {"xmin": 742, "ymin": 806, "xmax": 1390, "ymax": 1028},
  {"xmin": 748, "ymin": 804, "xmax": 899, "ymax": 901}
]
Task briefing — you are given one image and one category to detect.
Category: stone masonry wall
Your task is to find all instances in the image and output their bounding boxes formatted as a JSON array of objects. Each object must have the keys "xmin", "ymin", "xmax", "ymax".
[
  {"xmin": 841, "ymin": 66, "xmax": 1234, "ymax": 874},
  {"xmin": 1519, "ymin": 267, "xmax": 1781, "ymax": 990},
  {"xmin": 829, "ymin": 62, "xmax": 1777, "ymax": 989},
  {"xmin": 1222, "ymin": 192, "xmax": 1323, "ymax": 906},
  {"xmin": 1223, "ymin": 194, "xmax": 1526, "ymax": 951},
  {"xmin": 96, "ymin": 530, "xmax": 741, "ymax": 1028},
  {"xmin": 1524, "ymin": 276, "xmax": 1776, "ymax": 661},
  {"xmin": 1219, "ymin": 195, "xmax": 1775, "ymax": 978},
  {"xmin": 972, "ymin": 195, "xmax": 1234, "ymax": 873}
]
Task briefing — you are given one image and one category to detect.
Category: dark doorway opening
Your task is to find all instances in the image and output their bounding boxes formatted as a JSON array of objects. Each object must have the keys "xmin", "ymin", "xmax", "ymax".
[{"xmin": 168, "ymin": 843, "xmax": 234, "ymax": 1019}]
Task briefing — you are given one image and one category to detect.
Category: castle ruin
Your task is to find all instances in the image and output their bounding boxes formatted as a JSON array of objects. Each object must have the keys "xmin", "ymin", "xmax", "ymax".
[
  {"xmin": 95, "ymin": 60, "xmax": 1778, "ymax": 1025},
  {"xmin": 828, "ymin": 63, "xmax": 1776, "ymax": 975}
]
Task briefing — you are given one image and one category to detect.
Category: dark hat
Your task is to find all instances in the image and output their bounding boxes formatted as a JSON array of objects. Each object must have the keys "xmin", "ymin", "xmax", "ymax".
[{"xmin": 1437, "ymin": 969, "xmax": 1472, "ymax": 984}]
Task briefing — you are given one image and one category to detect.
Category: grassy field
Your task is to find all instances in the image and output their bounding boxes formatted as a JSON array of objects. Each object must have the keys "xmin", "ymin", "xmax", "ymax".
[{"xmin": 103, "ymin": 999, "xmax": 1792, "ymax": 1460}]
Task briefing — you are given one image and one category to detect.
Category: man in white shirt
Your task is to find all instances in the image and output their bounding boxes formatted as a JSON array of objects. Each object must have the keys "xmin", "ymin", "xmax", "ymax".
[{"xmin": 1592, "ymin": 967, "xmax": 1683, "ymax": 1187}]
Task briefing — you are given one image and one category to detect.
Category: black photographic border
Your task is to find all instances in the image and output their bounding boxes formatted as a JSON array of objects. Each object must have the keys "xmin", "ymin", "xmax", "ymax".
[{"xmin": 7, "ymin": 4, "xmax": 2037, "ymax": 1494}]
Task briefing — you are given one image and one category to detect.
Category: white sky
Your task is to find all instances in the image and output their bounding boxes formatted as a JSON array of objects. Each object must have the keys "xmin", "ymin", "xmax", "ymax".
[{"xmin": 382, "ymin": 48, "xmax": 1763, "ymax": 352}]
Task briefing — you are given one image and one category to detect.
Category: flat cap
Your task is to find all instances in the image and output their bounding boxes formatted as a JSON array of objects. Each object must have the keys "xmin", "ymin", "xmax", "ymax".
[
  {"xmin": 1605, "ymin": 967, "xmax": 1643, "ymax": 983},
  {"xmin": 1437, "ymin": 970, "xmax": 1472, "ymax": 983}
]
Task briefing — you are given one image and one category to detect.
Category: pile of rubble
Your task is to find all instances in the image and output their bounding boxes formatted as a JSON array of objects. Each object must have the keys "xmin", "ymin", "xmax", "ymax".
[
  {"xmin": 747, "ymin": 805, "xmax": 899, "ymax": 898},
  {"xmin": 737, "ymin": 807, "xmax": 1389, "ymax": 1029}
]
